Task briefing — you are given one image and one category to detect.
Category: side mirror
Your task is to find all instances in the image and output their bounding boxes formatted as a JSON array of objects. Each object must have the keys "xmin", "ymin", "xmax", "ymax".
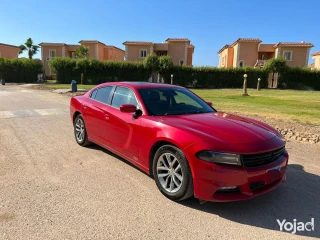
[
  {"xmin": 120, "ymin": 104, "xmax": 137, "ymax": 113},
  {"xmin": 133, "ymin": 109, "xmax": 143, "ymax": 119},
  {"xmin": 206, "ymin": 101, "xmax": 213, "ymax": 107}
]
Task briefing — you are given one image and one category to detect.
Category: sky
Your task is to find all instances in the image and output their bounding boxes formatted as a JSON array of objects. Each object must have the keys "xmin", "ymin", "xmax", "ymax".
[{"xmin": 0, "ymin": 0, "xmax": 319, "ymax": 66}]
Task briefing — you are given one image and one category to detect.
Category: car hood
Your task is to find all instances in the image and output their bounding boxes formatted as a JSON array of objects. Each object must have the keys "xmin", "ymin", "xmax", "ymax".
[{"xmin": 160, "ymin": 112, "xmax": 278, "ymax": 144}]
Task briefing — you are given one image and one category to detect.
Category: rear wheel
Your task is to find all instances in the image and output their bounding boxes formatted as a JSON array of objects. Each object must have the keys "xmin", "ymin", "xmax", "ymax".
[
  {"xmin": 74, "ymin": 114, "xmax": 90, "ymax": 146},
  {"xmin": 153, "ymin": 145, "xmax": 194, "ymax": 201}
]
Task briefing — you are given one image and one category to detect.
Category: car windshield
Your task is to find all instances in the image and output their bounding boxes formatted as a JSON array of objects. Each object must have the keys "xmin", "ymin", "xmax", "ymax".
[{"xmin": 138, "ymin": 87, "xmax": 215, "ymax": 116}]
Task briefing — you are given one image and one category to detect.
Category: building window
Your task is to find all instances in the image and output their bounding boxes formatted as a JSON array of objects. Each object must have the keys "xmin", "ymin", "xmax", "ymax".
[
  {"xmin": 49, "ymin": 49, "xmax": 56, "ymax": 59},
  {"xmin": 283, "ymin": 50, "xmax": 293, "ymax": 61},
  {"xmin": 140, "ymin": 49, "xmax": 147, "ymax": 58},
  {"xmin": 239, "ymin": 60, "xmax": 245, "ymax": 67},
  {"xmin": 179, "ymin": 58, "xmax": 184, "ymax": 66}
]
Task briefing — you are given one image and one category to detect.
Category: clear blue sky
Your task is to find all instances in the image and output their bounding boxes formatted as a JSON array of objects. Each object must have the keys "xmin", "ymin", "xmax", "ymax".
[{"xmin": 1, "ymin": 0, "xmax": 319, "ymax": 66}]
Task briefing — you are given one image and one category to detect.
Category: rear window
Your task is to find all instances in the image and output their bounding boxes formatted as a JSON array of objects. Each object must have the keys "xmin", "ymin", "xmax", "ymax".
[{"xmin": 91, "ymin": 86, "xmax": 113, "ymax": 104}]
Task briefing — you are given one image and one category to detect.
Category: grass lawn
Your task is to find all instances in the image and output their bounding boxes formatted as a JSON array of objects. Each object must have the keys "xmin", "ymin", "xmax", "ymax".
[
  {"xmin": 43, "ymin": 84, "xmax": 95, "ymax": 90},
  {"xmin": 192, "ymin": 89, "xmax": 320, "ymax": 126},
  {"xmin": 42, "ymin": 83, "xmax": 320, "ymax": 125}
]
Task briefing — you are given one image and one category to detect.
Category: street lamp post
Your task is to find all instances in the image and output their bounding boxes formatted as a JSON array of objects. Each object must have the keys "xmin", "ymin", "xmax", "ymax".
[
  {"xmin": 242, "ymin": 74, "xmax": 249, "ymax": 96},
  {"xmin": 257, "ymin": 78, "xmax": 261, "ymax": 91},
  {"xmin": 171, "ymin": 74, "xmax": 173, "ymax": 85}
]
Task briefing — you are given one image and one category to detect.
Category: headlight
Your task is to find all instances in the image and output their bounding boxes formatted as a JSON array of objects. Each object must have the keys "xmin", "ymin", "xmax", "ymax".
[{"xmin": 196, "ymin": 151, "xmax": 241, "ymax": 166}]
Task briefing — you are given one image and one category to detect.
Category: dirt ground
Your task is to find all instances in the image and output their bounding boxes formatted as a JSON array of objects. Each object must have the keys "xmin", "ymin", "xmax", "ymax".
[{"xmin": 0, "ymin": 84, "xmax": 319, "ymax": 240}]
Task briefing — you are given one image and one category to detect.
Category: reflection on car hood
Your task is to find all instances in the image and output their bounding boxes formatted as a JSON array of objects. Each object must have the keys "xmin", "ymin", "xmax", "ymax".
[{"xmin": 160, "ymin": 112, "xmax": 278, "ymax": 144}]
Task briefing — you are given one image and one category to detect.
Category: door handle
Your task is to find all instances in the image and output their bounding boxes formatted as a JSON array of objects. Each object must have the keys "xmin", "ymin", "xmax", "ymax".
[{"xmin": 105, "ymin": 114, "xmax": 110, "ymax": 120}]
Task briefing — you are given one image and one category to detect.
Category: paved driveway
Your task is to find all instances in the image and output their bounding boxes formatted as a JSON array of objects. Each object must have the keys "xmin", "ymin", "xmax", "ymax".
[{"xmin": 0, "ymin": 85, "xmax": 319, "ymax": 239}]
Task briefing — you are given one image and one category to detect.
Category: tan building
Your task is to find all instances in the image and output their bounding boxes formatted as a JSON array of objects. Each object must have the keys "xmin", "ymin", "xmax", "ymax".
[
  {"xmin": 39, "ymin": 40, "xmax": 125, "ymax": 76},
  {"xmin": 0, "ymin": 43, "xmax": 20, "ymax": 59},
  {"xmin": 311, "ymin": 52, "xmax": 320, "ymax": 70},
  {"xmin": 123, "ymin": 38, "xmax": 195, "ymax": 66},
  {"xmin": 218, "ymin": 38, "xmax": 314, "ymax": 68}
]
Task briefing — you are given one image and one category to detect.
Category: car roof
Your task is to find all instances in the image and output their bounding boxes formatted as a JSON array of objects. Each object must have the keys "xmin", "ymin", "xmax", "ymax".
[{"xmin": 95, "ymin": 82, "xmax": 184, "ymax": 89}]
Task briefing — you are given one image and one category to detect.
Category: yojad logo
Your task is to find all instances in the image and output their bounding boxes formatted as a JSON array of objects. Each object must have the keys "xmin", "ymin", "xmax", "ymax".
[{"xmin": 277, "ymin": 218, "xmax": 315, "ymax": 234}]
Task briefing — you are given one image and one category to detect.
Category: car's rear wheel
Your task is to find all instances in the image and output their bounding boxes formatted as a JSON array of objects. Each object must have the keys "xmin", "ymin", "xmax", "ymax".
[
  {"xmin": 74, "ymin": 114, "xmax": 90, "ymax": 146},
  {"xmin": 153, "ymin": 145, "xmax": 193, "ymax": 201}
]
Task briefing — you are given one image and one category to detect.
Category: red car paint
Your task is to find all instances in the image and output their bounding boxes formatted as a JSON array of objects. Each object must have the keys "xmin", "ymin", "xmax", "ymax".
[{"xmin": 70, "ymin": 82, "xmax": 288, "ymax": 202}]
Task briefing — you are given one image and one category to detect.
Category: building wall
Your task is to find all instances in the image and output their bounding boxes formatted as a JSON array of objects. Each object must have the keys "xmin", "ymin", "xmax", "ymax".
[
  {"xmin": 98, "ymin": 43, "xmax": 105, "ymax": 60},
  {"xmin": 277, "ymin": 47, "xmax": 309, "ymax": 67},
  {"xmin": 238, "ymin": 42, "xmax": 260, "ymax": 67},
  {"xmin": 232, "ymin": 43, "xmax": 239, "ymax": 67},
  {"xmin": 218, "ymin": 48, "xmax": 229, "ymax": 68},
  {"xmin": 112, "ymin": 48, "xmax": 125, "ymax": 61},
  {"xmin": 227, "ymin": 47, "xmax": 234, "ymax": 67},
  {"xmin": 0, "ymin": 45, "xmax": 19, "ymax": 59},
  {"xmin": 313, "ymin": 55, "xmax": 320, "ymax": 70},
  {"xmin": 187, "ymin": 47, "xmax": 193, "ymax": 66},
  {"xmin": 126, "ymin": 45, "xmax": 151, "ymax": 62},
  {"xmin": 41, "ymin": 45, "xmax": 64, "ymax": 76},
  {"xmin": 167, "ymin": 42, "xmax": 187, "ymax": 65},
  {"xmin": 80, "ymin": 43, "xmax": 97, "ymax": 59}
]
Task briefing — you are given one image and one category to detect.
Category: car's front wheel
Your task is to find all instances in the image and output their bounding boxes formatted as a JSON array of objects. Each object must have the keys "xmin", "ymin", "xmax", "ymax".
[
  {"xmin": 74, "ymin": 114, "xmax": 90, "ymax": 146},
  {"xmin": 153, "ymin": 145, "xmax": 194, "ymax": 201}
]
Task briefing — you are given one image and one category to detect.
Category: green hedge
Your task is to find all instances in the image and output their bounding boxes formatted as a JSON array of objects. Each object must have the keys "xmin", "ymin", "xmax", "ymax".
[
  {"xmin": 279, "ymin": 67, "xmax": 320, "ymax": 90},
  {"xmin": 160, "ymin": 66, "xmax": 269, "ymax": 88},
  {"xmin": 49, "ymin": 57, "xmax": 320, "ymax": 90},
  {"xmin": 49, "ymin": 58, "xmax": 152, "ymax": 84},
  {"xmin": 0, "ymin": 57, "xmax": 43, "ymax": 83}
]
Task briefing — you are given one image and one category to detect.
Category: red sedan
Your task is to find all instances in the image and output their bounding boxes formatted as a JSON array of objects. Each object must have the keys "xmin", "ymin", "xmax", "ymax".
[{"xmin": 70, "ymin": 82, "xmax": 288, "ymax": 202}]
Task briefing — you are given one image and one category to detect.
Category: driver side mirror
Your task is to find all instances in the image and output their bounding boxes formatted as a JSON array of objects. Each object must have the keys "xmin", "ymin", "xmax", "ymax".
[
  {"xmin": 120, "ymin": 104, "xmax": 137, "ymax": 113},
  {"xmin": 206, "ymin": 101, "xmax": 213, "ymax": 107}
]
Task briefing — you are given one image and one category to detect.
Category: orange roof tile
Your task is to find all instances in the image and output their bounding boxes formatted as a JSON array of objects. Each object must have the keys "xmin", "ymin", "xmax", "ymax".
[
  {"xmin": 231, "ymin": 38, "xmax": 262, "ymax": 46},
  {"xmin": 38, "ymin": 42, "xmax": 66, "ymax": 46},
  {"xmin": 122, "ymin": 41, "xmax": 154, "ymax": 45},
  {"xmin": 165, "ymin": 38, "xmax": 190, "ymax": 42},
  {"xmin": 273, "ymin": 42, "xmax": 314, "ymax": 47},
  {"xmin": 0, "ymin": 43, "xmax": 20, "ymax": 48},
  {"xmin": 218, "ymin": 44, "xmax": 231, "ymax": 54},
  {"xmin": 311, "ymin": 51, "xmax": 320, "ymax": 56}
]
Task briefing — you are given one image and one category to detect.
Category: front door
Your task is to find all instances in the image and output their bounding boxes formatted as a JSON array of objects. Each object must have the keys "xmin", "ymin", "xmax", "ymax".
[{"xmin": 106, "ymin": 86, "xmax": 141, "ymax": 160}]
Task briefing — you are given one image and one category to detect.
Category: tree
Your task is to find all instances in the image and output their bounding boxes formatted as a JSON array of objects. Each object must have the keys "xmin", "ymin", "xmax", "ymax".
[
  {"xmin": 264, "ymin": 57, "xmax": 288, "ymax": 74},
  {"xmin": 19, "ymin": 38, "xmax": 39, "ymax": 59},
  {"xmin": 73, "ymin": 46, "xmax": 89, "ymax": 59}
]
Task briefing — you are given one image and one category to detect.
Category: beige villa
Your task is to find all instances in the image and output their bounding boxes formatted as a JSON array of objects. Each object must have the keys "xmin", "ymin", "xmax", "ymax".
[
  {"xmin": 0, "ymin": 43, "xmax": 20, "ymax": 59},
  {"xmin": 310, "ymin": 52, "xmax": 320, "ymax": 70},
  {"xmin": 39, "ymin": 40, "xmax": 125, "ymax": 76},
  {"xmin": 123, "ymin": 38, "xmax": 195, "ymax": 66},
  {"xmin": 218, "ymin": 38, "xmax": 314, "ymax": 68}
]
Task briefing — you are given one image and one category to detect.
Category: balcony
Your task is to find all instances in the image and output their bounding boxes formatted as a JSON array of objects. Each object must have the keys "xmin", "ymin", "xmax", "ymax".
[{"xmin": 254, "ymin": 59, "xmax": 268, "ymax": 68}]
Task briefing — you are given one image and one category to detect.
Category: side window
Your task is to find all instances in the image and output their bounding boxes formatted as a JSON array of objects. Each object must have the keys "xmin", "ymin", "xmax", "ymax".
[
  {"xmin": 90, "ymin": 89, "xmax": 98, "ymax": 99},
  {"xmin": 111, "ymin": 87, "xmax": 138, "ymax": 109},
  {"xmin": 93, "ymin": 86, "xmax": 113, "ymax": 104}
]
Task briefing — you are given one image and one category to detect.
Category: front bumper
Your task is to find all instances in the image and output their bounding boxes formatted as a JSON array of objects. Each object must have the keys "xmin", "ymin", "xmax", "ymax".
[{"xmin": 191, "ymin": 151, "xmax": 289, "ymax": 202}]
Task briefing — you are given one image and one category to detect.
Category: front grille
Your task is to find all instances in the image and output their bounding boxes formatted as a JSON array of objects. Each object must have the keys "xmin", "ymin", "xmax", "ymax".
[
  {"xmin": 242, "ymin": 147, "xmax": 285, "ymax": 168},
  {"xmin": 215, "ymin": 187, "xmax": 241, "ymax": 194},
  {"xmin": 250, "ymin": 181, "xmax": 266, "ymax": 191}
]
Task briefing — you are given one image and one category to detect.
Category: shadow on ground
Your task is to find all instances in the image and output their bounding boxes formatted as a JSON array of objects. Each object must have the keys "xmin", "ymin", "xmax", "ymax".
[
  {"xmin": 182, "ymin": 164, "xmax": 320, "ymax": 238},
  {"xmin": 85, "ymin": 144, "xmax": 319, "ymax": 237}
]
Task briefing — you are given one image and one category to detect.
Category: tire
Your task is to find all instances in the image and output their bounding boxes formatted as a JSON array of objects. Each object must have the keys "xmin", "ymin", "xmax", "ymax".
[
  {"xmin": 74, "ymin": 114, "xmax": 90, "ymax": 146},
  {"xmin": 152, "ymin": 144, "xmax": 194, "ymax": 201}
]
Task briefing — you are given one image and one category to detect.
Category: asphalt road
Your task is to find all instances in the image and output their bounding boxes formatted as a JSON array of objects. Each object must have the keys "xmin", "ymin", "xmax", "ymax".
[{"xmin": 0, "ymin": 85, "xmax": 319, "ymax": 240}]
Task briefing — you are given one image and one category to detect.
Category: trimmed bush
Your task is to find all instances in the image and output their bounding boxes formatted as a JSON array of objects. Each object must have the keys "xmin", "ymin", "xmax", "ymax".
[
  {"xmin": 0, "ymin": 57, "xmax": 43, "ymax": 83},
  {"xmin": 161, "ymin": 66, "xmax": 269, "ymax": 88},
  {"xmin": 50, "ymin": 58, "xmax": 152, "ymax": 84},
  {"xmin": 49, "ymin": 57, "xmax": 320, "ymax": 90}
]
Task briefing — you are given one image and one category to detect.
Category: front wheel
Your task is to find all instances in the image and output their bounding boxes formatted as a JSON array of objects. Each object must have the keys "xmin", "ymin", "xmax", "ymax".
[
  {"xmin": 153, "ymin": 145, "xmax": 194, "ymax": 201},
  {"xmin": 74, "ymin": 114, "xmax": 90, "ymax": 146}
]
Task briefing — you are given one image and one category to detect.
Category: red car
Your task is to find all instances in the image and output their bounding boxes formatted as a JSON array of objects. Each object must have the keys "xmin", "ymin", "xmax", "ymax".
[{"xmin": 70, "ymin": 82, "xmax": 288, "ymax": 202}]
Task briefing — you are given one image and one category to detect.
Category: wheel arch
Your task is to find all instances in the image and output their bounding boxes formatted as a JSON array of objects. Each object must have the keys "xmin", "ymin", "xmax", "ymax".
[
  {"xmin": 73, "ymin": 111, "xmax": 81, "ymax": 125},
  {"xmin": 148, "ymin": 140, "xmax": 180, "ymax": 178}
]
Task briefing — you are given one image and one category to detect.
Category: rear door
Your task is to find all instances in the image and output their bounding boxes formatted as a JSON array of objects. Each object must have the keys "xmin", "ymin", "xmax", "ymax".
[
  {"xmin": 106, "ymin": 86, "xmax": 141, "ymax": 160},
  {"xmin": 82, "ymin": 86, "xmax": 114, "ymax": 144}
]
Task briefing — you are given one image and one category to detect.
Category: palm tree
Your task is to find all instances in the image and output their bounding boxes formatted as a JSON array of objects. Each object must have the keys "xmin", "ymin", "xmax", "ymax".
[{"xmin": 19, "ymin": 38, "xmax": 39, "ymax": 59}]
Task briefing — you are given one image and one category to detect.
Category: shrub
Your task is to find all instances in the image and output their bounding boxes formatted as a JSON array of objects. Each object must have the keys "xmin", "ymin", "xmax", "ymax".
[{"xmin": 0, "ymin": 57, "xmax": 43, "ymax": 83}]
